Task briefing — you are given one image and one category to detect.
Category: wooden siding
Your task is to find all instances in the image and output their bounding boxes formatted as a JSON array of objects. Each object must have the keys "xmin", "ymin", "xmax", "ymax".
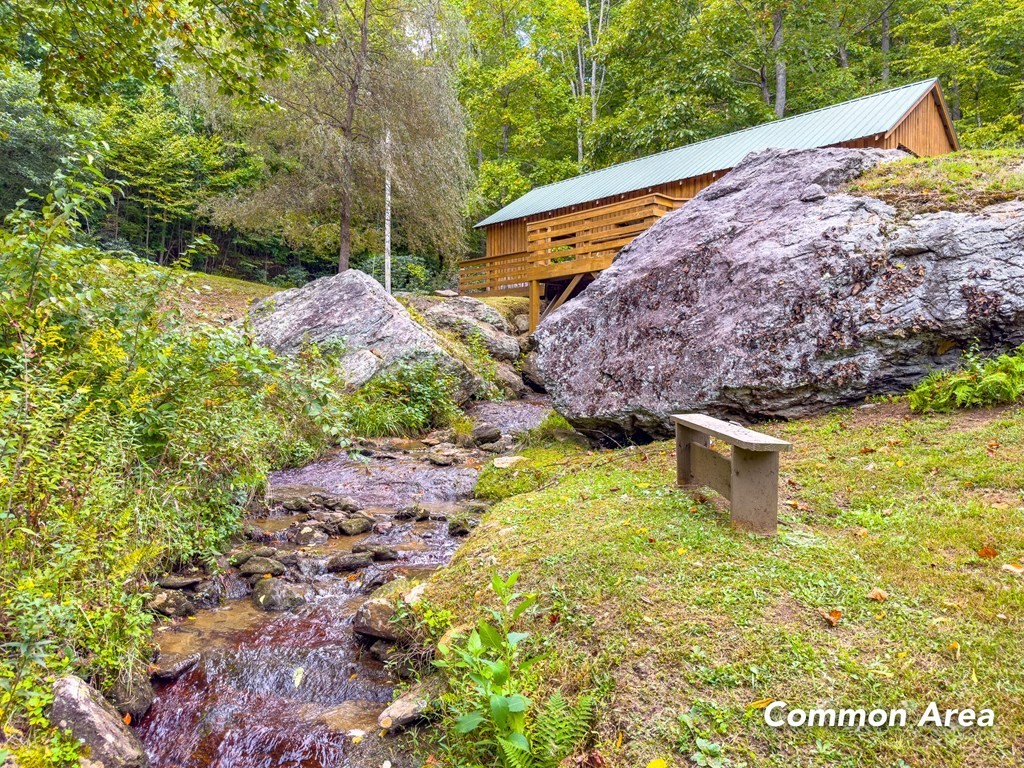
[{"xmin": 885, "ymin": 90, "xmax": 958, "ymax": 155}]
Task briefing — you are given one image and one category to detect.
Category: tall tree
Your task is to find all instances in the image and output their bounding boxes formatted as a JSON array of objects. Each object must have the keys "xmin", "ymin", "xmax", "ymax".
[{"xmin": 210, "ymin": 0, "xmax": 468, "ymax": 273}]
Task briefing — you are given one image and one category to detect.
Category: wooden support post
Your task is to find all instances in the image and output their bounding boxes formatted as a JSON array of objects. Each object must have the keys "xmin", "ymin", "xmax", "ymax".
[
  {"xmin": 675, "ymin": 423, "xmax": 709, "ymax": 486},
  {"xmin": 529, "ymin": 280, "xmax": 541, "ymax": 331},
  {"xmin": 729, "ymin": 448, "xmax": 780, "ymax": 535}
]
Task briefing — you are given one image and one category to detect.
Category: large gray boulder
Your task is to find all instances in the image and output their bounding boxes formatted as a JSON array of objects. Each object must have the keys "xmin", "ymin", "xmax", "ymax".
[
  {"xmin": 248, "ymin": 270, "xmax": 480, "ymax": 402},
  {"xmin": 536, "ymin": 147, "xmax": 1024, "ymax": 440},
  {"xmin": 51, "ymin": 676, "xmax": 148, "ymax": 767}
]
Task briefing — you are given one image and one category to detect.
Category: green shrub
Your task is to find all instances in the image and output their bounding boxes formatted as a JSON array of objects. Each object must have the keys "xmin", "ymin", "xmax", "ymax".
[
  {"xmin": 339, "ymin": 359, "xmax": 462, "ymax": 437},
  {"xmin": 0, "ymin": 154, "xmax": 345, "ymax": 754},
  {"xmin": 433, "ymin": 572, "xmax": 594, "ymax": 768},
  {"xmin": 908, "ymin": 345, "xmax": 1024, "ymax": 413}
]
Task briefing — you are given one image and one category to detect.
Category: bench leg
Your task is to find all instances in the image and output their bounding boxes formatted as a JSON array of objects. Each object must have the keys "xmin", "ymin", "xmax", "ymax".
[
  {"xmin": 675, "ymin": 424, "xmax": 710, "ymax": 486},
  {"xmin": 729, "ymin": 447, "xmax": 779, "ymax": 535}
]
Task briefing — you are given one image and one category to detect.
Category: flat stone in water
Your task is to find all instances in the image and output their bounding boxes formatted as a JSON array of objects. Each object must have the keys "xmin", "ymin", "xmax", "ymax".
[{"xmin": 318, "ymin": 700, "xmax": 385, "ymax": 733}]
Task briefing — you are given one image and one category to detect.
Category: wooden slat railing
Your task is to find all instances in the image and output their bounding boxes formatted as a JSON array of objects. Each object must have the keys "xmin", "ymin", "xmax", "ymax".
[
  {"xmin": 524, "ymin": 193, "xmax": 686, "ymax": 281},
  {"xmin": 459, "ymin": 193, "xmax": 688, "ymax": 295},
  {"xmin": 458, "ymin": 251, "xmax": 531, "ymax": 295}
]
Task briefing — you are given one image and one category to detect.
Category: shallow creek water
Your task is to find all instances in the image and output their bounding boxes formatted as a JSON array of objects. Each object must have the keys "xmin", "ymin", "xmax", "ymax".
[{"xmin": 135, "ymin": 447, "xmax": 481, "ymax": 768}]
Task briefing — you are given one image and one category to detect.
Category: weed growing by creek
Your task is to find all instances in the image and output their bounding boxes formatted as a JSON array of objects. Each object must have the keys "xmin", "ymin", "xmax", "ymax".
[{"xmin": 432, "ymin": 572, "xmax": 596, "ymax": 768}]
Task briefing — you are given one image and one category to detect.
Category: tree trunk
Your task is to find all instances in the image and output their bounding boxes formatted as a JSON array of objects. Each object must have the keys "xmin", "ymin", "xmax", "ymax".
[
  {"xmin": 948, "ymin": 27, "xmax": 962, "ymax": 121},
  {"xmin": 338, "ymin": 191, "xmax": 352, "ymax": 273},
  {"xmin": 337, "ymin": 0, "xmax": 372, "ymax": 274},
  {"xmin": 772, "ymin": 8, "xmax": 786, "ymax": 118},
  {"xmin": 881, "ymin": 9, "xmax": 890, "ymax": 82},
  {"xmin": 383, "ymin": 128, "xmax": 392, "ymax": 293}
]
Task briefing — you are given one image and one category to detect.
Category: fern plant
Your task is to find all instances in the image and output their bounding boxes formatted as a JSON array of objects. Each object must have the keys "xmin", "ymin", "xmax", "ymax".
[{"xmin": 909, "ymin": 344, "xmax": 1024, "ymax": 413}]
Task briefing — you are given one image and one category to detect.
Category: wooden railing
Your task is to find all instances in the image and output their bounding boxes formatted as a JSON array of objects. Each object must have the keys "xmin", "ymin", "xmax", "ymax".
[
  {"xmin": 458, "ymin": 251, "xmax": 531, "ymax": 295},
  {"xmin": 460, "ymin": 193, "xmax": 688, "ymax": 295},
  {"xmin": 523, "ymin": 193, "xmax": 686, "ymax": 281}
]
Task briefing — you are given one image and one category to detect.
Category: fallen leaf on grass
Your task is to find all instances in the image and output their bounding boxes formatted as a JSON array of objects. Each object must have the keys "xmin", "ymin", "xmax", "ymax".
[
  {"xmin": 748, "ymin": 698, "xmax": 774, "ymax": 709},
  {"xmin": 978, "ymin": 547, "xmax": 998, "ymax": 559},
  {"xmin": 1001, "ymin": 563, "xmax": 1024, "ymax": 575},
  {"xmin": 949, "ymin": 641, "xmax": 961, "ymax": 661},
  {"xmin": 645, "ymin": 761, "xmax": 668, "ymax": 768},
  {"xmin": 817, "ymin": 608, "xmax": 842, "ymax": 627},
  {"xmin": 867, "ymin": 587, "xmax": 888, "ymax": 602},
  {"xmin": 123, "ymin": 713, "xmax": 131, "ymax": 725}
]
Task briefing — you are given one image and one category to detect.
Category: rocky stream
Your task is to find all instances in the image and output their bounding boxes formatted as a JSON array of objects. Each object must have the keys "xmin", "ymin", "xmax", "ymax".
[{"xmin": 129, "ymin": 398, "xmax": 552, "ymax": 768}]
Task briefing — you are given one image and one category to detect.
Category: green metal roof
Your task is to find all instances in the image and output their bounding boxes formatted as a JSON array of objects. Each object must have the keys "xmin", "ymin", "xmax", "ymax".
[{"xmin": 476, "ymin": 79, "xmax": 943, "ymax": 228}]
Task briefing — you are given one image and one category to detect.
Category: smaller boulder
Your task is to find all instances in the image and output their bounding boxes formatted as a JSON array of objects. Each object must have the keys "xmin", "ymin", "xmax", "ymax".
[
  {"xmin": 294, "ymin": 525, "xmax": 329, "ymax": 547},
  {"xmin": 378, "ymin": 683, "xmax": 434, "ymax": 732},
  {"xmin": 239, "ymin": 557, "xmax": 286, "ymax": 577},
  {"xmin": 447, "ymin": 518, "xmax": 472, "ymax": 537},
  {"xmin": 512, "ymin": 314, "xmax": 530, "ymax": 334},
  {"xmin": 352, "ymin": 543, "xmax": 400, "ymax": 562},
  {"xmin": 353, "ymin": 598, "xmax": 397, "ymax": 641},
  {"xmin": 157, "ymin": 574, "xmax": 204, "ymax": 590},
  {"xmin": 427, "ymin": 443, "xmax": 463, "ymax": 466},
  {"xmin": 148, "ymin": 588, "xmax": 196, "ymax": 618},
  {"xmin": 494, "ymin": 363, "xmax": 529, "ymax": 398},
  {"xmin": 229, "ymin": 546, "xmax": 277, "ymax": 567},
  {"xmin": 51, "ymin": 676, "xmax": 148, "ymax": 768},
  {"xmin": 251, "ymin": 578, "xmax": 307, "ymax": 612},
  {"xmin": 326, "ymin": 552, "xmax": 374, "ymax": 572},
  {"xmin": 191, "ymin": 579, "xmax": 224, "ymax": 609},
  {"xmin": 480, "ymin": 436, "xmax": 515, "ymax": 454},
  {"xmin": 470, "ymin": 423, "xmax": 502, "ymax": 446},
  {"xmin": 520, "ymin": 351, "xmax": 545, "ymax": 392},
  {"xmin": 109, "ymin": 667, "xmax": 154, "ymax": 722},
  {"xmin": 339, "ymin": 516, "xmax": 373, "ymax": 536},
  {"xmin": 151, "ymin": 653, "xmax": 200, "ymax": 682}
]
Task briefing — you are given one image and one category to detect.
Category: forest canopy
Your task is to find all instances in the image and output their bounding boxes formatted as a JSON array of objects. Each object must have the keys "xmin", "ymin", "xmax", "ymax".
[{"xmin": 1, "ymin": 0, "xmax": 1023, "ymax": 285}]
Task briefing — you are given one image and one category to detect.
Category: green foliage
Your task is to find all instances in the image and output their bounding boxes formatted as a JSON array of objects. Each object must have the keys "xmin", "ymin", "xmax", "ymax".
[
  {"xmin": 908, "ymin": 345, "xmax": 1024, "ymax": 412},
  {"xmin": 0, "ymin": 155, "xmax": 345, "ymax": 749},
  {"xmin": 519, "ymin": 411, "xmax": 578, "ymax": 446},
  {"xmin": 1, "ymin": 0, "xmax": 316, "ymax": 102},
  {"xmin": 434, "ymin": 572, "xmax": 594, "ymax": 768},
  {"xmin": 100, "ymin": 88, "xmax": 263, "ymax": 265},
  {"xmin": 340, "ymin": 360, "xmax": 462, "ymax": 437}
]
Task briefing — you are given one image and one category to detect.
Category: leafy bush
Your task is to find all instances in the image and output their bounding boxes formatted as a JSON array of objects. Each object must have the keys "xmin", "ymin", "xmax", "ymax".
[
  {"xmin": 0, "ymin": 155, "xmax": 345, "ymax": 755},
  {"xmin": 908, "ymin": 345, "xmax": 1024, "ymax": 413},
  {"xmin": 434, "ymin": 572, "xmax": 594, "ymax": 768},
  {"xmin": 340, "ymin": 359, "xmax": 462, "ymax": 437}
]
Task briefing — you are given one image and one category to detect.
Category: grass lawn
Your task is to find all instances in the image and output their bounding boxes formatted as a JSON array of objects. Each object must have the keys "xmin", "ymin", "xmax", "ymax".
[
  {"xmin": 423, "ymin": 402, "xmax": 1024, "ymax": 767},
  {"xmin": 167, "ymin": 272, "xmax": 280, "ymax": 325}
]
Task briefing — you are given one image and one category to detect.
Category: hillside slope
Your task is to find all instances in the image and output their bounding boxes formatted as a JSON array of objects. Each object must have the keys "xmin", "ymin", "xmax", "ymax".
[{"xmin": 422, "ymin": 402, "xmax": 1024, "ymax": 767}]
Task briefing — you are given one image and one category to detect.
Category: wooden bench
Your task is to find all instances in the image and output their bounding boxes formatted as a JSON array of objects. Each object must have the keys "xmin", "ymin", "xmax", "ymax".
[{"xmin": 672, "ymin": 414, "xmax": 792, "ymax": 535}]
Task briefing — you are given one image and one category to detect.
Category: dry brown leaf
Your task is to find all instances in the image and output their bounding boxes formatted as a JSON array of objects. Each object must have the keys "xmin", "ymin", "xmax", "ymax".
[
  {"xmin": 123, "ymin": 713, "xmax": 132, "ymax": 725},
  {"xmin": 977, "ymin": 547, "xmax": 998, "ymax": 559},
  {"xmin": 817, "ymin": 608, "xmax": 842, "ymax": 627},
  {"xmin": 867, "ymin": 587, "xmax": 888, "ymax": 602}
]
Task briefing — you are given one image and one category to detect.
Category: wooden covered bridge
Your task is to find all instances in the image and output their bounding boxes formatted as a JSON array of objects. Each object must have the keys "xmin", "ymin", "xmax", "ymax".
[{"xmin": 460, "ymin": 79, "xmax": 958, "ymax": 330}]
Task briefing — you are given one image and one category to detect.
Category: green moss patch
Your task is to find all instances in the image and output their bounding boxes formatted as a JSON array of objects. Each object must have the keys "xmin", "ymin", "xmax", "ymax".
[{"xmin": 849, "ymin": 149, "xmax": 1024, "ymax": 218}]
